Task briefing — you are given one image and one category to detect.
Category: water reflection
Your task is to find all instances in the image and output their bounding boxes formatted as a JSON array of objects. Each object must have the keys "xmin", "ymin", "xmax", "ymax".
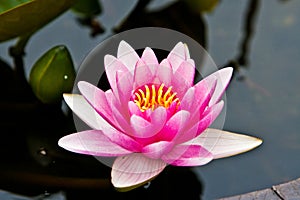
[{"xmin": 114, "ymin": 0, "xmax": 206, "ymax": 48}]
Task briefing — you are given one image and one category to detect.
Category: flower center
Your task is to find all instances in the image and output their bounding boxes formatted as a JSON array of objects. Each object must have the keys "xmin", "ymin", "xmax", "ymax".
[{"xmin": 133, "ymin": 83, "xmax": 180, "ymax": 112}]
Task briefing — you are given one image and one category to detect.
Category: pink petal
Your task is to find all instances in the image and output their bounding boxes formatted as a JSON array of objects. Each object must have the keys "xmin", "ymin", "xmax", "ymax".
[
  {"xmin": 184, "ymin": 78, "xmax": 217, "ymax": 127},
  {"xmin": 149, "ymin": 106, "xmax": 167, "ymax": 131},
  {"xmin": 111, "ymin": 153, "xmax": 167, "ymax": 190},
  {"xmin": 175, "ymin": 101, "xmax": 224, "ymax": 144},
  {"xmin": 58, "ymin": 130, "xmax": 131, "ymax": 156},
  {"xmin": 205, "ymin": 67, "xmax": 233, "ymax": 106},
  {"xmin": 142, "ymin": 141, "xmax": 174, "ymax": 159},
  {"xmin": 117, "ymin": 40, "xmax": 139, "ymax": 72},
  {"xmin": 193, "ymin": 77, "xmax": 217, "ymax": 114},
  {"xmin": 63, "ymin": 94, "xmax": 106, "ymax": 130},
  {"xmin": 156, "ymin": 59, "xmax": 172, "ymax": 86},
  {"xmin": 175, "ymin": 120, "xmax": 200, "ymax": 144},
  {"xmin": 116, "ymin": 70, "xmax": 134, "ymax": 106},
  {"xmin": 141, "ymin": 47, "xmax": 159, "ymax": 74},
  {"xmin": 101, "ymin": 124, "xmax": 142, "ymax": 152},
  {"xmin": 78, "ymin": 81, "xmax": 116, "ymax": 128},
  {"xmin": 167, "ymin": 42, "xmax": 189, "ymax": 72},
  {"xmin": 174, "ymin": 60, "xmax": 195, "ymax": 87},
  {"xmin": 186, "ymin": 128, "xmax": 262, "ymax": 159},
  {"xmin": 106, "ymin": 90, "xmax": 133, "ymax": 134},
  {"xmin": 104, "ymin": 55, "xmax": 129, "ymax": 98},
  {"xmin": 130, "ymin": 115, "xmax": 153, "ymax": 138},
  {"xmin": 166, "ymin": 101, "xmax": 178, "ymax": 119},
  {"xmin": 133, "ymin": 59, "xmax": 154, "ymax": 87},
  {"xmin": 130, "ymin": 107, "xmax": 166, "ymax": 140},
  {"xmin": 180, "ymin": 87, "xmax": 195, "ymax": 111},
  {"xmin": 157, "ymin": 110, "xmax": 190, "ymax": 141},
  {"xmin": 170, "ymin": 72, "xmax": 190, "ymax": 99},
  {"xmin": 201, "ymin": 100, "xmax": 224, "ymax": 121},
  {"xmin": 128, "ymin": 101, "xmax": 144, "ymax": 118},
  {"xmin": 162, "ymin": 144, "xmax": 213, "ymax": 166}
]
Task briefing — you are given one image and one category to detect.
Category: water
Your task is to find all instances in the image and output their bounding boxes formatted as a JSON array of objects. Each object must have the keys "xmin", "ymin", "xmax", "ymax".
[
  {"xmin": 1, "ymin": 0, "xmax": 300, "ymax": 199},
  {"xmin": 197, "ymin": 0, "xmax": 300, "ymax": 199}
]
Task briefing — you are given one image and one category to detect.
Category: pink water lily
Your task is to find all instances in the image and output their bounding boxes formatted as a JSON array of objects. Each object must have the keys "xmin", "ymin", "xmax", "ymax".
[{"xmin": 59, "ymin": 41, "xmax": 262, "ymax": 190}]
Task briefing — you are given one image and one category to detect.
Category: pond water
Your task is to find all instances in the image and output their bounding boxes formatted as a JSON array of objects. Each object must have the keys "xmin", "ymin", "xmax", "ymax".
[{"xmin": 0, "ymin": 0, "xmax": 300, "ymax": 199}]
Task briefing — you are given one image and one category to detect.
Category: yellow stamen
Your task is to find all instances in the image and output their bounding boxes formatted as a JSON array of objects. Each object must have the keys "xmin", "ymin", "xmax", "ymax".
[{"xmin": 133, "ymin": 84, "xmax": 180, "ymax": 112}]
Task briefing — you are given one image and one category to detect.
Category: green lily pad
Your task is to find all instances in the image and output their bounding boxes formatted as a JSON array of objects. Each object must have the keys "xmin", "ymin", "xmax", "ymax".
[
  {"xmin": 0, "ymin": 0, "xmax": 75, "ymax": 42},
  {"xmin": 29, "ymin": 45, "xmax": 76, "ymax": 104}
]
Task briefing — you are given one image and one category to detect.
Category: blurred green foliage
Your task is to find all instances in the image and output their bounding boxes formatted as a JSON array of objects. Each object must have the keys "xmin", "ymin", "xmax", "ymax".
[
  {"xmin": 29, "ymin": 46, "xmax": 75, "ymax": 104},
  {"xmin": 0, "ymin": 0, "xmax": 75, "ymax": 42}
]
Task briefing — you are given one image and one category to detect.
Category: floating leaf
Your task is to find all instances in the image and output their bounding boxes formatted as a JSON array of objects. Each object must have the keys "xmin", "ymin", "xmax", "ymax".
[
  {"xmin": 29, "ymin": 45, "xmax": 76, "ymax": 104},
  {"xmin": 71, "ymin": 0, "xmax": 102, "ymax": 18},
  {"xmin": 0, "ymin": 0, "xmax": 75, "ymax": 42}
]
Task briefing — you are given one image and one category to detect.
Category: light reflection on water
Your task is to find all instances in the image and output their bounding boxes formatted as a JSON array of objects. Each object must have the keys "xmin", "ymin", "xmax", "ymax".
[{"xmin": 1, "ymin": 0, "xmax": 299, "ymax": 199}]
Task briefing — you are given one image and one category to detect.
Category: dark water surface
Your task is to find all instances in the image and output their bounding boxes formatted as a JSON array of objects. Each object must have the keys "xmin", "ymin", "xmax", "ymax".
[{"xmin": 0, "ymin": 0, "xmax": 299, "ymax": 199}]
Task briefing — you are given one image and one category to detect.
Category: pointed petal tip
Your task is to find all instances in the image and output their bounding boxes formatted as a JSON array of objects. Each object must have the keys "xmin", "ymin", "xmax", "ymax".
[
  {"xmin": 191, "ymin": 128, "xmax": 263, "ymax": 159},
  {"xmin": 77, "ymin": 81, "xmax": 91, "ymax": 92},
  {"xmin": 104, "ymin": 54, "xmax": 117, "ymax": 67},
  {"xmin": 223, "ymin": 136, "xmax": 263, "ymax": 158},
  {"xmin": 63, "ymin": 93, "xmax": 80, "ymax": 105},
  {"xmin": 57, "ymin": 137, "xmax": 64, "ymax": 148},
  {"xmin": 117, "ymin": 40, "xmax": 135, "ymax": 57},
  {"xmin": 253, "ymin": 137, "xmax": 263, "ymax": 147},
  {"xmin": 218, "ymin": 67, "xmax": 233, "ymax": 81},
  {"xmin": 63, "ymin": 93, "xmax": 72, "ymax": 99}
]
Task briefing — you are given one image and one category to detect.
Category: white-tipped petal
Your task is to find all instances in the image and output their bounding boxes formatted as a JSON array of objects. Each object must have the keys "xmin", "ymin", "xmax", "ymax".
[
  {"xmin": 112, "ymin": 153, "xmax": 166, "ymax": 191},
  {"xmin": 63, "ymin": 94, "xmax": 107, "ymax": 130},
  {"xmin": 117, "ymin": 40, "xmax": 139, "ymax": 72},
  {"xmin": 58, "ymin": 130, "xmax": 131, "ymax": 156},
  {"xmin": 188, "ymin": 128, "xmax": 262, "ymax": 159},
  {"xmin": 205, "ymin": 67, "xmax": 233, "ymax": 106}
]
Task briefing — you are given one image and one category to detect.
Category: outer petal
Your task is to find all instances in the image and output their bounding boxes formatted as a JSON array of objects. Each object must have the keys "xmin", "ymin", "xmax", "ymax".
[
  {"xmin": 162, "ymin": 144, "xmax": 213, "ymax": 166},
  {"xmin": 112, "ymin": 153, "xmax": 167, "ymax": 191},
  {"xmin": 167, "ymin": 42, "xmax": 189, "ymax": 72},
  {"xmin": 58, "ymin": 130, "xmax": 131, "ymax": 156},
  {"xmin": 100, "ymin": 124, "xmax": 142, "ymax": 152},
  {"xmin": 78, "ymin": 81, "xmax": 116, "ymax": 128},
  {"xmin": 63, "ymin": 94, "xmax": 106, "ymax": 130},
  {"xmin": 205, "ymin": 67, "xmax": 233, "ymax": 106},
  {"xmin": 186, "ymin": 128, "xmax": 263, "ymax": 159},
  {"xmin": 117, "ymin": 40, "xmax": 139, "ymax": 72}
]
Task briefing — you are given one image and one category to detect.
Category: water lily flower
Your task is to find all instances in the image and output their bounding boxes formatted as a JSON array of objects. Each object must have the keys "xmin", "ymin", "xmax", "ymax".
[{"xmin": 59, "ymin": 41, "xmax": 262, "ymax": 191}]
